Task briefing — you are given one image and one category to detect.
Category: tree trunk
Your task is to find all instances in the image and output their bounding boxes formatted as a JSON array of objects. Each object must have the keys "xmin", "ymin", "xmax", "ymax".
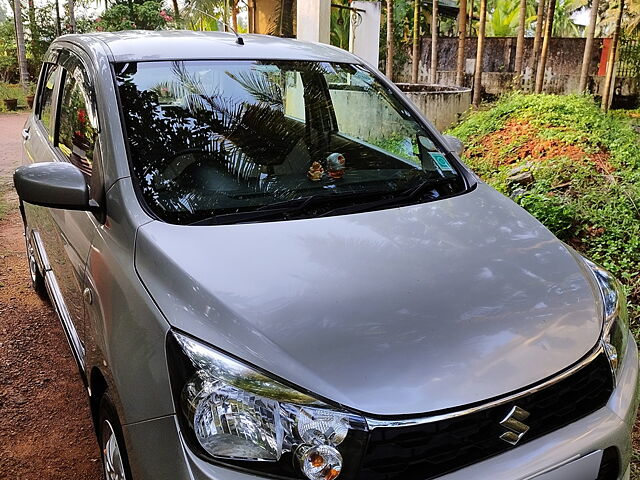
[
  {"xmin": 601, "ymin": 0, "xmax": 625, "ymax": 112},
  {"xmin": 472, "ymin": 0, "xmax": 487, "ymax": 107},
  {"xmin": 513, "ymin": 0, "xmax": 526, "ymax": 84},
  {"xmin": 231, "ymin": 0, "xmax": 239, "ymax": 32},
  {"xmin": 531, "ymin": 0, "xmax": 545, "ymax": 83},
  {"xmin": 54, "ymin": 0, "xmax": 61, "ymax": 36},
  {"xmin": 534, "ymin": 0, "xmax": 555, "ymax": 93},
  {"xmin": 468, "ymin": 0, "xmax": 474, "ymax": 35},
  {"xmin": 67, "ymin": 0, "xmax": 76, "ymax": 33},
  {"xmin": 456, "ymin": 0, "xmax": 467, "ymax": 86},
  {"xmin": 411, "ymin": 0, "xmax": 420, "ymax": 83},
  {"xmin": 386, "ymin": 0, "xmax": 394, "ymax": 79},
  {"xmin": 13, "ymin": 0, "xmax": 29, "ymax": 90},
  {"xmin": 430, "ymin": 0, "xmax": 438, "ymax": 84},
  {"xmin": 171, "ymin": 0, "xmax": 180, "ymax": 22},
  {"xmin": 579, "ymin": 0, "xmax": 600, "ymax": 92},
  {"xmin": 223, "ymin": 0, "xmax": 229, "ymax": 32},
  {"xmin": 27, "ymin": 0, "xmax": 38, "ymax": 55}
]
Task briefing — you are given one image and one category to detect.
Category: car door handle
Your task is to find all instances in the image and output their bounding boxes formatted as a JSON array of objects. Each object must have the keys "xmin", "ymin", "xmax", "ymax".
[{"xmin": 21, "ymin": 128, "xmax": 30, "ymax": 141}]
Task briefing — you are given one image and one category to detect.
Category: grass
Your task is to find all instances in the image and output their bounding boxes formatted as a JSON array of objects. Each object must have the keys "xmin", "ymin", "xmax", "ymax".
[{"xmin": 0, "ymin": 83, "xmax": 31, "ymax": 112}]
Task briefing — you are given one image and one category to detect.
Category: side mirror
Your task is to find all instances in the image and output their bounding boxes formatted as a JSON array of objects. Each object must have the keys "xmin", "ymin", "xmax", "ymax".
[
  {"xmin": 442, "ymin": 134, "xmax": 465, "ymax": 157},
  {"xmin": 14, "ymin": 162, "xmax": 94, "ymax": 211}
]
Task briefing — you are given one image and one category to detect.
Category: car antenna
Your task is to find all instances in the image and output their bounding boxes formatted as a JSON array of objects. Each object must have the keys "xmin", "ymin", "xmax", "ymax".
[{"xmin": 184, "ymin": 1, "xmax": 244, "ymax": 45}]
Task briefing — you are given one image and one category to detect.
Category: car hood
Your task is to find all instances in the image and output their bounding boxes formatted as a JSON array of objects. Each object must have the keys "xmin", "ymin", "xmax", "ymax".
[{"xmin": 135, "ymin": 183, "xmax": 602, "ymax": 416}]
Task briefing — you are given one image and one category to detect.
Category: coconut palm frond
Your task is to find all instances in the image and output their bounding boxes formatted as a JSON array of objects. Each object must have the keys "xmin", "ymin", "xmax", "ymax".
[
  {"xmin": 226, "ymin": 70, "xmax": 284, "ymax": 110},
  {"xmin": 267, "ymin": 0, "xmax": 296, "ymax": 36}
]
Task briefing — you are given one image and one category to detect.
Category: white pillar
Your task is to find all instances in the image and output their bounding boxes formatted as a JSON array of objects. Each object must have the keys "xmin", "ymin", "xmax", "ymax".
[
  {"xmin": 350, "ymin": 1, "xmax": 381, "ymax": 67},
  {"xmin": 296, "ymin": 0, "xmax": 331, "ymax": 44}
]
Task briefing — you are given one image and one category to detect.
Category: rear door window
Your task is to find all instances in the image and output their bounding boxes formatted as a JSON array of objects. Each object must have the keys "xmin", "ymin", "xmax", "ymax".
[
  {"xmin": 38, "ymin": 64, "xmax": 59, "ymax": 140},
  {"xmin": 57, "ymin": 66, "xmax": 98, "ymax": 177}
]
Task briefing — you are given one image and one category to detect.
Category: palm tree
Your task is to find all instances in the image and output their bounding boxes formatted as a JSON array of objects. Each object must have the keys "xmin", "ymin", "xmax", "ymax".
[
  {"xmin": 552, "ymin": 0, "xmax": 580, "ymax": 35},
  {"xmin": 183, "ymin": 0, "xmax": 239, "ymax": 32},
  {"xmin": 231, "ymin": 0, "xmax": 239, "ymax": 31},
  {"xmin": 54, "ymin": 0, "xmax": 61, "ymax": 36},
  {"xmin": 412, "ymin": 0, "xmax": 420, "ymax": 83},
  {"xmin": 456, "ymin": 0, "xmax": 467, "ymax": 86},
  {"xmin": 579, "ymin": 0, "xmax": 600, "ymax": 91},
  {"xmin": 514, "ymin": 0, "xmax": 527, "ymax": 84},
  {"xmin": 531, "ymin": 0, "xmax": 545, "ymax": 84},
  {"xmin": 13, "ymin": 0, "xmax": 29, "ymax": 90},
  {"xmin": 534, "ymin": 0, "xmax": 556, "ymax": 93},
  {"xmin": 487, "ymin": 0, "xmax": 521, "ymax": 35},
  {"xmin": 171, "ymin": 0, "xmax": 180, "ymax": 23},
  {"xmin": 600, "ymin": 0, "xmax": 638, "ymax": 33},
  {"xmin": 602, "ymin": 0, "xmax": 625, "ymax": 111},
  {"xmin": 472, "ymin": 0, "xmax": 487, "ymax": 107},
  {"xmin": 67, "ymin": 0, "xmax": 76, "ymax": 32},
  {"xmin": 26, "ymin": 0, "xmax": 38, "ymax": 53},
  {"xmin": 430, "ymin": 0, "xmax": 439, "ymax": 84},
  {"xmin": 386, "ymin": 0, "xmax": 394, "ymax": 79}
]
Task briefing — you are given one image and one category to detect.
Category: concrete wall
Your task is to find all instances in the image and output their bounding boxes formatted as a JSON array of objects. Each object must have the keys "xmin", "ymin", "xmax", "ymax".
[
  {"xmin": 396, "ymin": 84, "xmax": 472, "ymax": 131},
  {"xmin": 330, "ymin": 89, "xmax": 410, "ymax": 139},
  {"xmin": 395, "ymin": 36, "xmax": 640, "ymax": 99},
  {"xmin": 252, "ymin": 0, "xmax": 280, "ymax": 35}
]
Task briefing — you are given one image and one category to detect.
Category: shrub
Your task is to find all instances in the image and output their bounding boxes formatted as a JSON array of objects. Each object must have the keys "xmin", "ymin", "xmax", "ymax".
[{"xmin": 96, "ymin": 1, "xmax": 173, "ymax": 32}]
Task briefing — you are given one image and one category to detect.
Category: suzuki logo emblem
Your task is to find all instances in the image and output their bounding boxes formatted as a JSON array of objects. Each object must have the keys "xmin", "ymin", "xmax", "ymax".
[{"xmin": 499, "ymin": 406, "xmax": 530, "ymax": 445}]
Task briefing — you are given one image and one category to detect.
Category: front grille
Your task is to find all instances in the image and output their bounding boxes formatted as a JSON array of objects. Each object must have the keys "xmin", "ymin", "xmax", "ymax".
[{"xmin": 357, "ymin": 351, "xmax": 614, "ymax": 480}]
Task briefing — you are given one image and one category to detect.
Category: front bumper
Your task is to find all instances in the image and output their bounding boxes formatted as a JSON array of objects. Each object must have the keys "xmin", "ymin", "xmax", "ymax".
[{"xmin": 123, "ymin": 337, "xmax": 639, "ymax": 480}]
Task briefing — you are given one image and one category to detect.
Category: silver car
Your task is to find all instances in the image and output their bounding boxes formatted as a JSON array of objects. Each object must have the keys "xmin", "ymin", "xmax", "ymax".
[{"xmin": 13, "ymin": 30, "xmax": 639, "ymax": 480}]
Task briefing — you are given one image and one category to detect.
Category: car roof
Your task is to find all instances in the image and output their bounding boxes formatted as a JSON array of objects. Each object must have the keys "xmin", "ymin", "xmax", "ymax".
[{"xmin": 57, "ymin": 30, "xmax": 362, "ymax": 64}]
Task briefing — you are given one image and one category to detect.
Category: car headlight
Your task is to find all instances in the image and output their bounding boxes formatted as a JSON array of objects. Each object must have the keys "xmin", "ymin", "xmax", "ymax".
[
  {"xmin": 167, "ymin": 331, "xmax": 368, "ymax": 480},
  {"xmin": 585, "ymin": 260, "xmax": 630, "ymax": 381}
]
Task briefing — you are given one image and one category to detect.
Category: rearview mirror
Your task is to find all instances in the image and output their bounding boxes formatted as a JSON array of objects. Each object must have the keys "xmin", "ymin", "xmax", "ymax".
[
  {"xmin": 442, "ymin": 135, "xmax": 465, "ymax": 157},
  {"xmin": 14, "ymin": 162, "xmax": 94, "ymax": 211}
]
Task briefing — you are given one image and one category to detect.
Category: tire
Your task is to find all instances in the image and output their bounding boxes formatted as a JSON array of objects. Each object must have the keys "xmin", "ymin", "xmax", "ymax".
[
  {"xmin": 98, "ymin": 394, "xmax": 133, "ymax": 480},
  {"xmin": 25, "ymin": 233, "xmax": 48, "ymax": 300}
]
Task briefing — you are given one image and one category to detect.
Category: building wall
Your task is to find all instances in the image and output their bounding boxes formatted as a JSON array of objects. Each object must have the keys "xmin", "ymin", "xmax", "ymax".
[
  {"xmin": 252, "ymin": 0, "xmax": 293, "ymax": 35},
  {"xmin": 395, "ymin": 37, "xmax": 616, "ymax": 96}
]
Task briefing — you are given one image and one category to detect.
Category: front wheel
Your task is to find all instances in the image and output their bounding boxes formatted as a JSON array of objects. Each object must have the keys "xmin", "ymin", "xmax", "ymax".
[
  {"xmin": 98, "ymin": 394, "xmax": 133, "ymax": 480},
  {"xmin": 25, "ymin": 233, "xmax": 47, "ymax": 300}
]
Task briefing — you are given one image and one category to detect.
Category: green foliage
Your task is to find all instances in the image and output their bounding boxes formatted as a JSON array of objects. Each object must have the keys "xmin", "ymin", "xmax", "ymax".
[
  {"xmin": 552, "ymin": 0, "xmax": 582, "ymax": 36},
  {"xmin": 330, "ymin": 0, "xmax": 351, "ymax": 50},
  {"xmin": 379, "ymin": 0, "xmax": 413, "ymax": 74},
  {"xmin": 97, "ymin": 1, "xmax": 173, "ymax": 31},
  {"xmin": 486, "ymin": 0, "xmax": 536, "ymax": 36},
  {"xmin": 0, "ymin": 19, "xmax": 18, "ymax": 83},
  {"xmin": 0, "ymin": 82, "xmax": 28, "ymax": 110},
  {"xmin": 449, "ymin": 93, "xmax": 640, "ymax": 331}
]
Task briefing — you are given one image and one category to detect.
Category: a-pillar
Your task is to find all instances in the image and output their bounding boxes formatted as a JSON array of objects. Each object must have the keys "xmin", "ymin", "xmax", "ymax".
[{"xmin": 296, "ymin": 0, "xmax": 331, "ymax": 44}]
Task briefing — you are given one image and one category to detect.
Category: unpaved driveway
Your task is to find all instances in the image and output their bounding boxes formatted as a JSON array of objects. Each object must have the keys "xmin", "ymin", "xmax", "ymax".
[{"xmin": 0, "ymin": 113, "xmax": 102, "ymax": 479}]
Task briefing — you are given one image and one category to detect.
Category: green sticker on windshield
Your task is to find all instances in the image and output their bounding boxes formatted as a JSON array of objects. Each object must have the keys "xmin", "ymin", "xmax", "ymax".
[{"xmin": 429, "ymin": 152, "xmax": 455, "ymax": 173}]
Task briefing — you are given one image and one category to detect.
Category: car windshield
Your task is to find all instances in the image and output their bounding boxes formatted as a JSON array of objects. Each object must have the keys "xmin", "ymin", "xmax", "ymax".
[{"xmin": 114, "ymin": 60, "xmax": 467, "ymax": 224}]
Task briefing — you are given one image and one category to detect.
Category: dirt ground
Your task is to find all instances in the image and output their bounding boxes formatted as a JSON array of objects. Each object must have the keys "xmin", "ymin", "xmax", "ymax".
[{"xmin": 0, "ymin": 113, "xmax": 102, "ymax": 480}]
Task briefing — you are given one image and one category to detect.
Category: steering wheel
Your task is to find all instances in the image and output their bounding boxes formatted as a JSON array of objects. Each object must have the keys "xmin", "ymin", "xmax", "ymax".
[{"xmin": 154, "ymin": 149, "xmax": 240, "ymax": 192}]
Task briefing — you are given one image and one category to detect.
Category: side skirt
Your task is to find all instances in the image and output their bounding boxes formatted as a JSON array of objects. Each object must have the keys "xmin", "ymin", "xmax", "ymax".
[{"xmin": 31, "ymin": 230, "xmax": 86, "ymax": 373}]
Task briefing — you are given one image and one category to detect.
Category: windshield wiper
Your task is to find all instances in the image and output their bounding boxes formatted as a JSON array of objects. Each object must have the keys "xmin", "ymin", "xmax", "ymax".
[
  {"xmin": 316, "ymin": 176, "xmax": 457, "ymax": 218},
  {"xmin": 187, "ymin": 177, "xmax": 458, "ymax": 226},
  {"xmin": 187, "ymin": 191, "xmax": 378, "ymax": 226}
]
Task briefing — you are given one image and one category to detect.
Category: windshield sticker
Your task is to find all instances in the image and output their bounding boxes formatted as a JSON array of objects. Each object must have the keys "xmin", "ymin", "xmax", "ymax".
[{"xmin": 429, "ymin": 152, "xmax": 455, "ymax": 173}]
